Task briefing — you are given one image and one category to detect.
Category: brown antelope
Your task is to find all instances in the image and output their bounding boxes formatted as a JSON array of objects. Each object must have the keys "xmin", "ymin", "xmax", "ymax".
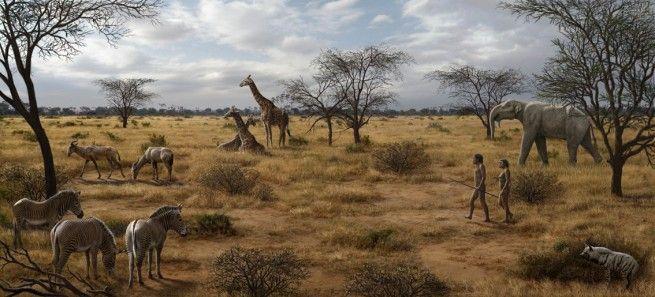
[{"xmin": 67, "ymin": 140, "xmax": 125, "ymax": 179}]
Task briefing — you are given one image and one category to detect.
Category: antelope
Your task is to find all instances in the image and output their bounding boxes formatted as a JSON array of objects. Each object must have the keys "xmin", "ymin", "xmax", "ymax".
[
  {"xmin": 67, "ymin": 140, "xmax": 125, "ymax": 179},
  {"xmin": 132, "ymin": 147, "xmax": 174, "ymax": 181}
]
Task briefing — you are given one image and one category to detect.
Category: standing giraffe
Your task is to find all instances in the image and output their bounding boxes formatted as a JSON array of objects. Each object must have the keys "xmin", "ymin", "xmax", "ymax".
[
  {"xmin": 239, "ymin": 74, "xmax": 291, "ymax": 147},
  {"xmin": 223, "ymin": 107, "xmax": 266, "ymax": 154}
]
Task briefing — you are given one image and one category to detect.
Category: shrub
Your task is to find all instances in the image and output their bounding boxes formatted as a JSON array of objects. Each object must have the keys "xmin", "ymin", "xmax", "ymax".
[
  {"xmin": 70, "ymin": 132, "xmax": 89, "ymax": 139},
  {"xmin": 345, "ymin": 261, "xmax": 449, "ymax": 297},
  {"xmin": 516, "ymin": 237, "xmax": 648, "ymax": 283},
  {"xmin": 62, "ymin": 121, "xmax": 76, "ymax": 127},
  {"xmin": 288, "ymin": 136, "xmax": 309, "ymax": 147},
  {"xmin": 356, "ymin": 228, "xmax": 413, "ymax": 251},
  {"xmin": 0, "ymin": 164, "xmax": 71, "ymax": 202},
  {"xmin": 131, "ymin": 119, "xmax": 138, "ymax": 127},
  {"xmin": 140, "ymin": 133, "xmax": 167, "ymax": 152},
  {"xmin": 103, "ymin": 131, "xmax": 124, "ymax": 142},
  {"xmin": 194, "ymin": 213, "xmax": 235, "ymax": 235},
  {"xmin": 197, "ymin": 163, "xmax": 258, "ymax": 195},
  {"xmin": 0, "ymin": 211, "xmax": 12, "ymax": 229},
  {"xmin": 372, "ymin": 141, "xmax": 430, "ymax": 174},
  {"xmin": 223, "ymin": 122, "xmax": 236, "ymax": 130},
  {"xmin": 105, "ymin": 219, "xmax": 130, "ymax": 236},
  {"xmin": 426, "ymin": 122, "xmax": 450, "ymax": 133},
  {"xmin": 251, "ymin": 183, "xmax": 276, "ymax": 201},
  {"xmin": 141, "ymin": 122, "xmax": 151, "ymax": 127},
  {"xmin": 211, "ymin": 247, "xmax": 309, "ymax": 297},
  {"xmin": 512, "ymin": 170, "xmax": 562, "ymax": 203},
  {"xmin": 345, "ymin": 143, "xmax": 367, "ymax": 153}
]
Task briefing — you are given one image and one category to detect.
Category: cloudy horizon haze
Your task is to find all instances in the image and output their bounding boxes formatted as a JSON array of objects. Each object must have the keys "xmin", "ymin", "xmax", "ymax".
[{"xmin": 31, "ymin": 0, "xmax": 557, "ymax": 110}]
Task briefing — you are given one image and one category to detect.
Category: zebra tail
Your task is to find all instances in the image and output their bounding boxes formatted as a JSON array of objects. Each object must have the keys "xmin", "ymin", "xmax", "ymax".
[{"xmin": 50, "ymin": 221, "xmax": 63, "ymax": 266}]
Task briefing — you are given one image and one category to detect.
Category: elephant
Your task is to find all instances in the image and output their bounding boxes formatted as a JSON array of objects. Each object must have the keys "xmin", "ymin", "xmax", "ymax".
[{"xmin": 489, "ymin": 100, "xmax": 603, "ymax": 165}]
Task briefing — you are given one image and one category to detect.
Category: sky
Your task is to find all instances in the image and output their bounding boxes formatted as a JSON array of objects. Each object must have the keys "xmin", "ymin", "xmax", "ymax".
[{"xmin": 33, "ymin": 0, "xmax": 558, "ymax": 110}]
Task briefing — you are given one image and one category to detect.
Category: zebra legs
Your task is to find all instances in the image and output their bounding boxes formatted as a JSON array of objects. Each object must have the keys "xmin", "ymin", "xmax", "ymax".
[
  {"xmin": 12, "ymin": 218, "xmax": 22, "ymax": 249},
  {"xmin": 91, "ymin": 249, "xmax": 99, "ymax": 279},
  {"xmin": 156, "ymin": 245, "xmax": 164, "ymax": 279},
  {"xmin": 152, "ymin": 162, "xmax": 159, "ymax": 180},
  {"xmin": 164, "ymin": 162, "xmax": 172, "ymax": 182},
  {"xmin": 128, "ymin": 251, "xmax": 135, "ymax": 287},
  {"xmin": 147, "ymin": 249, "xmax": 153, "ymax": 278},
  {"xmin": 85, "ymin": 251, "xmax": 91, "ymax": 278},
  {"xmin": 135, "ymin": 248, "xmax": 146, "ymax": 285}
]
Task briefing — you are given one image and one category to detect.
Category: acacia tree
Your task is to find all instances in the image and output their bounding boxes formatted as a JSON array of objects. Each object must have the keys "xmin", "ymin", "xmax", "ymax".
[
  {"xmin": 0, "ymin": 0, "xmax": 162, "ymax": 197},
  {"xmin": 425, "ymin": 65, "xmax": 525, "ymax": 138},
  {"xmin": 501, "ymin": 0, "xmax": 655, "ymax": 197},
  {"xmin": 96, "ymin": 78, "xmax": 157, "ymax": 128},
  {"xmin": 280, "ymin": 76, "xmax": 345, "ymax": 145},
  {"xmin": 314, "ymin": 45, "xmax": 413, "ymax": 144}
]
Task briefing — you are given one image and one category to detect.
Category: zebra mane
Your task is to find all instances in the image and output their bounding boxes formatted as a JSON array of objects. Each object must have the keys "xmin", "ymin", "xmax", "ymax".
[
  {"xmin": 50, "ymin": 189, "xmax": 76, "ymax": 201},
  {"xmin": 149, "ymin": 205, "xmax": 180, "ymax": 218},
  {"xmin": 91, "ymin": 217, "xmax": 116, "ymax": 242}
]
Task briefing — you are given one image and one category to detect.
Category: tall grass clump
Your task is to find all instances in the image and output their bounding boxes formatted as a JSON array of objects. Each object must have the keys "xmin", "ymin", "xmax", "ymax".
[
  {"xmin": 426, "ymin": 122, "xmax": 450, "ymax": 133},
  {"xmin": 211, "ymin": 247, "xmax": 309, "ymax": 297},
  {"xmin": 288, "ymin": 136, "xmax": 309, "ymax": 147},
  {"xmin": 345, "ymin": 261, "xmax": 449, "ymax": 297},
  {"xmin": 372, "ymin": 141, "xmax": 430, "ymax": 174},
  {"xmin": 70, "ymin": 131, "xmax": 89, "ymax": 139},
  {"xmin": 140, "ymin": 133, "xmax": 167, "ymax": 152},
  {"xmin": 194, "ymin": 213, "xmax": 236, "ymax": 235},
  {"xmin": 197, "ymin": 163, "xmax": 258, "ymax": 195},
  {"xmin": 103, "ymin": 131, "xmax": 124, "ymax": 142},
  {"xmin": 512, "ymin": 169, "xmax": 561, "ymax": 203}
]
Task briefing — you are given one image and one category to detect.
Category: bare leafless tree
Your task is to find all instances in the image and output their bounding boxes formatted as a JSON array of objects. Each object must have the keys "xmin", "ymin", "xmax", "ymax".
[
  {"xmin": 501, "ymin": 0, "xmax": 655, "ymax": 197},
  {"xmin": 95, "ymin": 78, "xmax": 157, "ymax": 128},
  {"xmin": 0, "ymin": 0, "xmax": 162, "ymax": 197},
  {"xmin": 279, "ymin": 76, "xmax": 345, "ymax": 145},
  {"xmin": 425, "ymin": 65, "xmax": 525, "ymax": 138},
  {"xmin": 0, "ymin": 240, "xmax": 112, "ymax": 296},
  {"xmin": 314, "ymin": 45, "xmax": 413, "ymax": 144}
]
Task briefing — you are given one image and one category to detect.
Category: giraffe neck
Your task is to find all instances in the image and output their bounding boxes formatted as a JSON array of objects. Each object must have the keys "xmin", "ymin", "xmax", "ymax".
[
  {"xmin": 248, "ymin": 83, "xmax": 273, "ymax": 110},
  {"xmin": 231, "ymin": 113, "xmax": 250, "ymax": 140}
]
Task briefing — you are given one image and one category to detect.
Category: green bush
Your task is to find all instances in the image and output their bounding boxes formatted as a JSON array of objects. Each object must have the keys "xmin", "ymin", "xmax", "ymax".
[
  {"xmin": 140, "ymin": 133, "xmax": 167, "ymax": 152},
  {"xmin": 345, "ymin": 261, "xmax": 448, "ymax": 297},
  {"xmin": 512, "ymin": 170, "xmax": 562, "ymax": 203},
  {"xmin": 105, "ymin": 219, "xmax": 130, "ymax": 236},
  {"xmin": 0, "ymin": 164, "xmax": 71, "ymax": 202},
  {"xmin": 194, "ymin": 213, "xmax": 236, "ymax": 235},
  {"xmin": 0, "ymin": 211, "xmax": 12, "ymax": 229},
  {"xmin": 372, "ymin": 141, "xmax": 430, "ymax": 174}
]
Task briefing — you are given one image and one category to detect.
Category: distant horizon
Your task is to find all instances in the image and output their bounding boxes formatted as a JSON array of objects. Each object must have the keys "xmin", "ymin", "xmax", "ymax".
[{"xmin": 30, "ymin": 0, "xmax": 555, "ymax": 110}]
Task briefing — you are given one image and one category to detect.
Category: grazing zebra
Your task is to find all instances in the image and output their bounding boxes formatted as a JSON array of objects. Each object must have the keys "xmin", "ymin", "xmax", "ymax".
[
  {"xmin": 580, "ymin": 243, "xmax": 640, "ymax": 289},
  {"xmin": 125, "ymin": 204, "xmax": 188, "ymax": 287},
  {"xmin": 68, "ymin": 140, "xmax": 125, "ymax": 179},
  {"xmin": 50, "ymin": 217, "xmax": 120, "ymax": 278},
  {"xmin": 12, "ymin": 189, "xmax": 84, "ymax": 249},
  {"xmin": 132, "ymin": 147, "xmax": 174, "ymax": 181}
]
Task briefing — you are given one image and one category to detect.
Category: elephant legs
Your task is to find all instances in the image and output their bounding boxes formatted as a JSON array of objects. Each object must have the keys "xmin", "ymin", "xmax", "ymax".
[
  {"xmin": 518, "ymin": 133, "xmax": 536, "ymax": 165},
  {"xmin": 535, "ymin": 136, "xmax": 549, "ymax": 165}
]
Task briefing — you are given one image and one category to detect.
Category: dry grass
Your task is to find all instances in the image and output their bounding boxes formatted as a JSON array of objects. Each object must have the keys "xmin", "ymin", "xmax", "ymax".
[{"xmin": 0, "ymin": 115, "xmax": 653, "ymax": 296}]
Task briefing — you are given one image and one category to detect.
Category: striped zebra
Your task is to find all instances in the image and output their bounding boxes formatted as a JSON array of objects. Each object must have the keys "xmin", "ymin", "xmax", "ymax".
[
  {"xmin": 580, "ymin": 243, "xmax": 640, "ymax": 289},
  {"xmin": 12, "ymin": 189, "xmax": 84, "ymax": 249},
  {"xmin": 50, "ymin": 217, "xmax": 121, "ymax": 278},
  {"xmin": 125, "ymin": 204, "xmax": 188, "ymax": 287}
]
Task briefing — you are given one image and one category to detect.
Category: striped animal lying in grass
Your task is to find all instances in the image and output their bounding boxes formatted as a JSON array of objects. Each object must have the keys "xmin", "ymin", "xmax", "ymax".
[{"xmin": 580, "ymin": 243, "xmax": 639, "ymax": 289}]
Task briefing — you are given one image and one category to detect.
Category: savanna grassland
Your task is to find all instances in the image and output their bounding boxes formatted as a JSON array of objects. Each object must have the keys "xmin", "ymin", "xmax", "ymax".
[{"xmin": 0, "ymin": 114, "xmax": 654, "ymax": 296}]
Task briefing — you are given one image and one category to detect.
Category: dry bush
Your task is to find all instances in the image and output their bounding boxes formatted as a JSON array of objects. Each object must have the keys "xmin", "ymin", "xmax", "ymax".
[
  {"xmin": 512, "ymin": 169, "xmax": 562, "ymax": 203},
  {"xmin": 372, "ymin": 141, "xmax": 430, "ymax": 174},
  {"xmin": 140, "ymin": 133, "xmax": 167, "ymax": 152},
  {"xmin": 426, "ymin": 122, "xmax": 450, "ymax": 133},
  {"xmin": 193, "ymin": 213, "xmax": 236, "ymax": 236},
  {"xmin": 251, "ymin": 183, "xmax": 277, "ymax": 202},
  {"xmin": 288, "ymin": 136, "xmax": 309, "ymax": 147},
  {"xmin": 197, "ymin": 163, "xmax": 258, "ymax": 195},
  {"xmin": 516, "ymin": 237, "xmax": 649, "ymax": 283},
  {"xmin": 211, "ymin": 247, "xmax": 309, "ymax": 297},
  {"xmin": 345, "ymin": 261, "xmax": 449, "ymax": 297},
  {"xmin": 321, "ymin": 189, "xmax": 381, "ymax": 204},
  {"xmin": 0, "ymin": 164, "xmax": 71, "ymax": 202},
  {"xmin": 326, "ymin": 227, "xmax": 413, "ymax": 252}
]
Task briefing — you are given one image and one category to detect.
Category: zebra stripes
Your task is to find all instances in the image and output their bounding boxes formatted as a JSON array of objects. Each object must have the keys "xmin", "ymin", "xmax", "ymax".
[
  {"xmin": 126, "ymin": 204, "xmax": 188, "ymax": 287},
  {"xmin": 580, "ymin": 244, "xmax": 640, "ymax": 289},
  {"xmin": 12, "ymin": 189, "xmax": 84, "ymax": 249}
]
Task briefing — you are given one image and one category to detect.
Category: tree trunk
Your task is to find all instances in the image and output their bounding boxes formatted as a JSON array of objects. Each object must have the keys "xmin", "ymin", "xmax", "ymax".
[
  {"xmin": 484, "ymin": 123, "xmax": 492, "ymax": 139},
  {"xmin": 28, "ymin": 119, "xmax": 57, "ymax": 198},
  {"xmin": 353, "ymin": 125, "xmax": 361, "ymax": 144},
  {"xmin": 122, "ymin": 116, "xmax": 128, "ymax": 128},
  {"xmin": 326, "ymin": 118, "xmax": 333, "ymax": 146},
  {"xmin": 610, "ymin": 159, "xmax": 624, "ymax": 197}
]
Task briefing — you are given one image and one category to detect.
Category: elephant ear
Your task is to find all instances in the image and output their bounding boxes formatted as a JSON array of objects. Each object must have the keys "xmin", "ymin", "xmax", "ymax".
[{"xmin": 511, "ymin": 101, "xmax": 524, "ymax": 116}]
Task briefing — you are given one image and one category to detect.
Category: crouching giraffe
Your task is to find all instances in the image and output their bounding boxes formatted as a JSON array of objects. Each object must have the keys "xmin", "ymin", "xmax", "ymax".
[
  {"xmin": 126, "ymin": 205, "xmax": 188, "ymax": 287},
  {"xmin": 132, "ymin": 147, "xmax": 174, "ymax": 181},
  {"xmin": 224, "ymin": 106, "xmax": 266, "ymax": 154},
  {"xmin": 51, "ymin": 217, "xmax": 121, "ymax": 278},
  {"xmin": 68, "ymin": 140, "xmax": 125, "ymax": 179},
  {"xmin": 12, "ymin": 189, "xmax": 84, "ymax": 249},
  {"xmin": 218, "ymin": 115, "xmax": 259, "ymax": 151}
]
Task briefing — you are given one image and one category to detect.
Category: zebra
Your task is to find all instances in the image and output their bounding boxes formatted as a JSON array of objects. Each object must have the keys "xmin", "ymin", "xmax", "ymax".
[
  {"xmin": 125, "ymin": 204, "xmax": 188, "ymax": 287},
  {"xmin": 50, "ymin": 217, "xmax": 121, "ymax": 279},
  {"xmin": 580, "ymin": 243, "xmax": 640, "ymax": 289},
  {"xmin": 12, "ymin": 189, "xmax": 84, "ymax": 249},
  {"xmin": 132, "ymin": 147, "xmax": 174, "ymax": 182},
  {"xmin": 68, "ymin": 140, "xmax": 125, "ymax": 179}
]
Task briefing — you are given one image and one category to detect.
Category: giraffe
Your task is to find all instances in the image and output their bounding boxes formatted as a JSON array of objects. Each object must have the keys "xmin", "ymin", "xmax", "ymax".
[
  {"xmin": 239, "ymin": 74, "xmax": 291, "ymax": 147},
  {"xmin": 218, "ymin": 116, "xmax": 258, "ymax": 151},
  {"xmin": 223, "ymin": 107, "xmax": 266, "ymax": 154}
]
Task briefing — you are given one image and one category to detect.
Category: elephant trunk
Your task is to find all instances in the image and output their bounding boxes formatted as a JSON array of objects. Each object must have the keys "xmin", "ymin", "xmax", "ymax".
[{"xmin": 489, "ymin": 107, "xmax": 500, "ymax": 139}]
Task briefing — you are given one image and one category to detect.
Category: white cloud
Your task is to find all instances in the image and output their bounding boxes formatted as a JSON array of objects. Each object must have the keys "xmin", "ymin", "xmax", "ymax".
[{"xmin": 369, "ymin": 14, "xmax": 393, "ymax": 27}]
